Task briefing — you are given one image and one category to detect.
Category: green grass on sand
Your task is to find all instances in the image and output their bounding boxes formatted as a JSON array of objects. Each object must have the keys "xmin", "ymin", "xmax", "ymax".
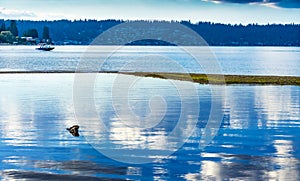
[
  {"xmin": 0, "ymin": 71, "xmax": 299, "ymax": 86},
  {"xmin": 122, "ymin": 72, "xmax": 300, "ymax": 86}
]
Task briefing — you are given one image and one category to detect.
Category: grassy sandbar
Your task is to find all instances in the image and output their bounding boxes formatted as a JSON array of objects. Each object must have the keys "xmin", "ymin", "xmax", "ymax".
[{"xmin": 122, "ymin": 72, "xmax": 300, "ymax": 86}]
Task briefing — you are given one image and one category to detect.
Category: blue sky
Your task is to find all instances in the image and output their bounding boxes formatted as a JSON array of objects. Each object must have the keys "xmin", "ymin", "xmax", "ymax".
[{"xmin": 0, "ymin": 0, "xmax": 299, "ymax": 24}]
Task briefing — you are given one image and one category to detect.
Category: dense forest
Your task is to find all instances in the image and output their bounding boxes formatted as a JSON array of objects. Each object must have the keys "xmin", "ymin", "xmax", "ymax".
[{"xmin": 0, "ymin": 19, "xmax": 299, "ymax": 46}]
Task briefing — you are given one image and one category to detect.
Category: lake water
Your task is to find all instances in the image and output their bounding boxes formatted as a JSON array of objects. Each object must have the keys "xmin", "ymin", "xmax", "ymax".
[
  {"xmin": 0, "ymin": 46, "xmax": 300, "ymax": 76},
  {"xmin": 0, "ymin": 46, "xmax": 299, "ymax": 180}
]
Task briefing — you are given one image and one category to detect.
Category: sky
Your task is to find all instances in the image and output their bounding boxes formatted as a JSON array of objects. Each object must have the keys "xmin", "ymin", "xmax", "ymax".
[{"xmin": 0, "ymin": 0, "xmax": 299, "ymax": 24}]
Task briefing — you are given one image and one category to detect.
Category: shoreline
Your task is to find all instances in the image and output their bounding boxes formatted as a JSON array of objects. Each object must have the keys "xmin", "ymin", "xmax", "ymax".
[
  {"xmin": 1, "ymin": 44, "xmax": 300, "ymax": 47},
  {"xmin": 124, "ymin": 72, "xmax": 300, "ymax": 86},
  {"xmin": 0, "ymin": 71, "xmax": 299, "ymax": 86}
]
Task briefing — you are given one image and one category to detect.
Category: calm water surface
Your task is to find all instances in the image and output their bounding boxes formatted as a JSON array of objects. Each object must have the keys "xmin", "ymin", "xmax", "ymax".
[
  {"xmin": 0, "ymin": 74, "xmax": 299, "ymax": 180},
  {"xmin": 0, "ymin": 46, "xmax": 300, "ymax": 76},
  {"xmin": 0, "ymin": 46, "xmax": 299, "ymax": 180}
]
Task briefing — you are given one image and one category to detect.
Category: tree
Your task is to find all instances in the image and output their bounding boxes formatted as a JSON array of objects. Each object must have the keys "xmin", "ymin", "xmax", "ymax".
[
  {"xmin": 9, "ymin": 20, "xmax": 18, "ymax": 36},
  {"xmin": 23, "ymin": 29, "xmax": 39, "ymax": 38},
  {"xmin": 0, "ymin": 31, "xmax": 15, "ymax": 43},
  {"xmin": 0, "ymin": 22, "xmax": 5, "ymax": 32},
  {"xmin": 42, "ymin": 26, "xmax": 50, "ymax": 39}
]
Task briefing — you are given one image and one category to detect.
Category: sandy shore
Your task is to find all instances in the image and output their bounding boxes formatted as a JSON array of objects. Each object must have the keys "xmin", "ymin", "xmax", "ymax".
[
  {"xmin": 0, "ymin": 71, "xmax": 299, "ymax": 86},
  {"xmin": 123, "ymin": 72, "xmax": 300, "ymax": 86}
]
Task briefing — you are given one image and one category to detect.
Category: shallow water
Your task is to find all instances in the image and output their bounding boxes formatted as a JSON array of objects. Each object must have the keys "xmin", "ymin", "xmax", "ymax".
[{"xmin": 0, "ymin": 74, "xmax": 299, "ymax": 180}]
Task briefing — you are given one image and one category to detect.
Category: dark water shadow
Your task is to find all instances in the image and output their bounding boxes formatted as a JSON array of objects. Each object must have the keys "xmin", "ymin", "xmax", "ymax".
[
  {"xmin": 2, "ymin": 170, "xmax": 126, "ymax": 181},
  {"xmin": 1, "ymin": 159, "xmax": 129, "ymax": 180},
  {"xmin": 34, "ymin": 160, "xmax": 127, "ymax": 175}
]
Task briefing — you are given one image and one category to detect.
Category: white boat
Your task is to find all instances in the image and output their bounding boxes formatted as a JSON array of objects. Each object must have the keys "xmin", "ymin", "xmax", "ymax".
[{"xmin": 36, "ymin": 43, "xmax": 55, "ymax": 51}]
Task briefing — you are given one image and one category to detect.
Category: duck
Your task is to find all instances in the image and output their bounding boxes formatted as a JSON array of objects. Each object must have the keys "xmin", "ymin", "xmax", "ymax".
[{"xmin": 66, "ymin": 125, "xmax": 80, "ymax": 137}]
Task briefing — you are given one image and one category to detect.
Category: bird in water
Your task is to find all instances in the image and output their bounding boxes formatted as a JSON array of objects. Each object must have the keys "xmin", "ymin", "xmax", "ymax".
[{"xmin": 66, "ymin": 125, "xmax": 80, "ymax": 137}]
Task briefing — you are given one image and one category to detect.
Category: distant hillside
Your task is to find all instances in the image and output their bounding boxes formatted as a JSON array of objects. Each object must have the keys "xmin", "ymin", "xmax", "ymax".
[{"xmin": 0, "ymin": 19, "xmax": 299, "ymax": 46}]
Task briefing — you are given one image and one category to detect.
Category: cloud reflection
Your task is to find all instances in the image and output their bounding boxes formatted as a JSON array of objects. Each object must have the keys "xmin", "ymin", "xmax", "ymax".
[{"xmin": 0, "ymin": 74, "xmax": 299, "ymax": 180}]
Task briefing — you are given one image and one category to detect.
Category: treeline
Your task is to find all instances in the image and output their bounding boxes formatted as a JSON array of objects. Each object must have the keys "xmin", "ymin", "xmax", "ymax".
[
  {"xmin": 0, "ymin": 20, "xmax": 51, "ymax": 44},
  {"xmin": 182, "ymin": 21, "xmax": 299, "ymax": 46},
  {"xmin": 0, "ymin": 19, "xmax": 299, "ymax": 46}
]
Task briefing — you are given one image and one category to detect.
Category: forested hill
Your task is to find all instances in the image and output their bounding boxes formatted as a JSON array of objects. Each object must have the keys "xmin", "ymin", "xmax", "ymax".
[{"xmin": 1, "ymin": 19, "xmax": 299, "ymax": 46}]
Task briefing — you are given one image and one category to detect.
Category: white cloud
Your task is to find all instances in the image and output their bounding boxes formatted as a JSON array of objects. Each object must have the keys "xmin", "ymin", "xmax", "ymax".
[
  {"xmin": 0, "ymin": 7, "xmax": 73, "ymax": 20},
  {"xmin": 201, "ymin": 0, "xmax": 300, "ymax": 8},
  {"xmin": 0, "ymin": 7, "xmax": 35, "ymax": 19},
  {"xmin": 253, "ymin": 2, "xmax": 280, "ymax": 9}
]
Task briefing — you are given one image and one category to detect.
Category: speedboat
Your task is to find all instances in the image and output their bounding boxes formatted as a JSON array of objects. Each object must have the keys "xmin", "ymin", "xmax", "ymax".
[{"xmin": 36, "ymin": 43, "xmax": 55, "ymax": 51}]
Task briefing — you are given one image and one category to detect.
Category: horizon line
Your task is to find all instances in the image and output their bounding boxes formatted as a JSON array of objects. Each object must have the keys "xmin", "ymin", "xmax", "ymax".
[{"xmin": 1, "ymin": 18, "xmax": 300, "ymax": 26}]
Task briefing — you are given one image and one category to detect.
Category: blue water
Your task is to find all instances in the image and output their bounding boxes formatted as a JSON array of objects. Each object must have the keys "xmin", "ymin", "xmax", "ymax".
[
  {"xmin": 0, "ymin": 46, "xmax": 299, "ymax": 180},
  {"xmin": 0, "ymin": 46, "xmax": 300, "ymax": 76},
  {"xmin": 0, "ymin": 73, "xmax": 299, "ymax": 180}
]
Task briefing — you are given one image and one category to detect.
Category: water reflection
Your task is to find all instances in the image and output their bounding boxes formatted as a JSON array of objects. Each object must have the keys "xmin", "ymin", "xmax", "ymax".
[
  {"xmin": 183, "ymin": 85, "xmax": 300, "ymax": 181},
  {"xmin": 0, "ymin": 74, "xmax": 299, "ymax": 180},
  {"xmin": 0, "ymin": 74, "xmax": 76, "ymax": 147},
  {"xmin": 224, "ymin": 86, "xmax": 300, "ymax": 129},
  {"xmin": 270, "ymin": 140, "xmax": 299, "ymax": 180},
  {"xmin": 2, "ymin": 170, "xmax": 124, "ymax": 181},
  {"xmin": 185, "ymin": 150, "xmax": 299, "ymax": 180},
  {"xmin": 76, "ymin": 74, "xmax": 202, "ymax": 163}
]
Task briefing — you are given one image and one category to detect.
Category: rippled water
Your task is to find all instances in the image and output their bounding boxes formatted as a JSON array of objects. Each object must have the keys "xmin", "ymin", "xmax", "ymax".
[
  {"xmin": 1, "ymin": 46, "xmax": 300, "ymax": 76},
  {"xmin": 0, "ymin": 74, "xmax": 299, "ymax": 180}
]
